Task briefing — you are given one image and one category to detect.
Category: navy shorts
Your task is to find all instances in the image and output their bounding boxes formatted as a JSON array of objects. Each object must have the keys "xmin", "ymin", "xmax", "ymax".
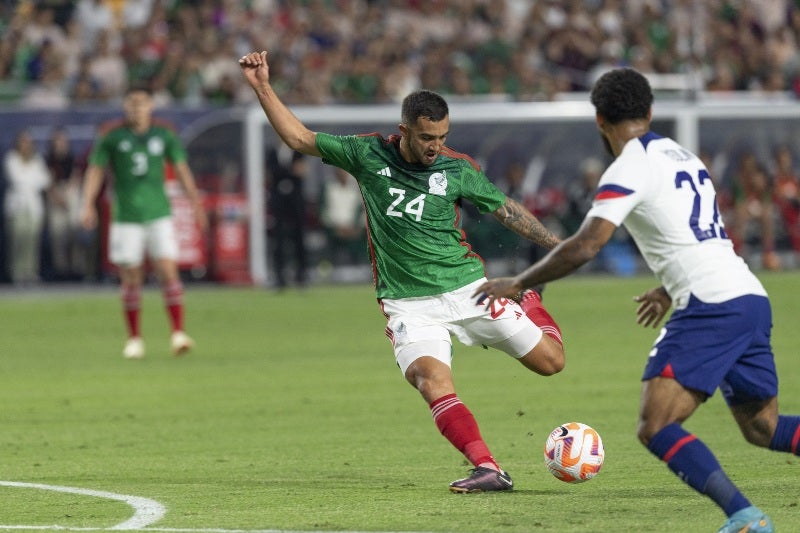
[{"xmin": 642, "ymin": 294, "xmax": 777, "ymax": 406}]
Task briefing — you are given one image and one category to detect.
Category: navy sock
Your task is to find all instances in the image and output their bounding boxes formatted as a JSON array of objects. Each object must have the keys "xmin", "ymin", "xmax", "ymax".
[
  {"xmin": 769, "ymin": 415, "xmax": 800, "ymax": 455},
  {"xmin": 647, "ymin": 423, "xmax": 750, "ymax": 516}
]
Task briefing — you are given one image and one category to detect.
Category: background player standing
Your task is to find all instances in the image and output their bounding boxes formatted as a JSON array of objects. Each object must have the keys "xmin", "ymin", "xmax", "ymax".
[
  {"xmin": 475, "ymin": 68, "xmax": 799, "ymax": 532},
  {"xmin": 80, "ymin": 87, "xmax": 207, "ymax": 359}
]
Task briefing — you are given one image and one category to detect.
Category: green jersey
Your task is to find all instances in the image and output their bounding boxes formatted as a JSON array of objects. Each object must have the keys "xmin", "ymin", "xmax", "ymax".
[
  {"xmin": 316, "ymin": 132, "xmax": 506, "ymax": 299},
  {"xmin": 89, "ymin": 120, "xmax": 187, "ymax": 223}
]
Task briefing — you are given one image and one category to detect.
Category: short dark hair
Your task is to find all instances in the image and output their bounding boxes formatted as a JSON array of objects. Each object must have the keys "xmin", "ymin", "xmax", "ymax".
[
  {"xmin": 590, "ymin": 68, "xmax": 653, "ymax": 124},
  {"xmin": 401, "ymin": 90, "xmax": 449, "ymax": 124}
]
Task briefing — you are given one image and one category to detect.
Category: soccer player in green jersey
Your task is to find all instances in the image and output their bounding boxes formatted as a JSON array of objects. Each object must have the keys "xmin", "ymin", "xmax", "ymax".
[
  {"xmin": 80, "ymin": 87, "xmax": 208, "ymax": 360},
  {"xmin": 240, "ymin": 51, "xmax": 565, "ymax": 492}
]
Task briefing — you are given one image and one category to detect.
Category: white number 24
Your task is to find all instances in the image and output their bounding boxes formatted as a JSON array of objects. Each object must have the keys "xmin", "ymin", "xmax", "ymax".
[{"xmin": 386, "ymin": 188, "xmax": 426, "ymax": 221}]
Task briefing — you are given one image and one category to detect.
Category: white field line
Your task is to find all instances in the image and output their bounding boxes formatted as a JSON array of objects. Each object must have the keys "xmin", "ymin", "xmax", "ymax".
[
  {"xmin": 0, "ymin": 480, "xmax": 431, "ymax": 533},
  {"xmin": 0, "ymin": 481, "xmax": 165, "ymax": 530}
]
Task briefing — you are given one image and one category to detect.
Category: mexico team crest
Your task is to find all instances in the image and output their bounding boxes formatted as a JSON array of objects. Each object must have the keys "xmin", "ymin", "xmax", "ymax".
[
  {"xmin": 428, "ymin": 172, "xmax": 447, "ymax": 195},
  {"xmin": 148, "ymin": 137, "xmax": 165, "ymax": 156}
]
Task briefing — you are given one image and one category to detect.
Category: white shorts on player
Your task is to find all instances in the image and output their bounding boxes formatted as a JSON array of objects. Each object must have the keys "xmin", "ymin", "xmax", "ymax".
[
  {"xmin": 381, "ymin": 278, "xmax": 544, "ymax": 375},
  {"xmin": 109, "ymin": 216, "xmax": 178, "ymax": 267}
]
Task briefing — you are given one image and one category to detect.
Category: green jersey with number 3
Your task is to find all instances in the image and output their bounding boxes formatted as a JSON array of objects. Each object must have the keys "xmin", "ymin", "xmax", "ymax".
[
  {"xmin": 316, "ymin": 132, "xmax": 506, "ymax": 299},
  {"xmin": 89, "ymin": 121, "xmax": 187, "ymax": 223}
]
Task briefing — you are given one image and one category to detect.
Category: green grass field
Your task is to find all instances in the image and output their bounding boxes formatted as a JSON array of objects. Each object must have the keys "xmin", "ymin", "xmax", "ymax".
[{"xmin": 0, "ymin": 272, "xmax": 798, "ymax": 532}]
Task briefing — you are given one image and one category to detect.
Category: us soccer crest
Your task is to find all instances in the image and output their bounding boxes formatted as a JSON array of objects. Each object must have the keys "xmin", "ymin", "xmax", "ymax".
[{"xmin": 428, "ymin": 172, "xmax": 447, "ymax": 195}]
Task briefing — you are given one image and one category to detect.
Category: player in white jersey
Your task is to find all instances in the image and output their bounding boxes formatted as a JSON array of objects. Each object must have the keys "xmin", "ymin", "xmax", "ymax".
[{"xmin": 475, "ymin": 68, "xmax": 799, "ymax": 533}]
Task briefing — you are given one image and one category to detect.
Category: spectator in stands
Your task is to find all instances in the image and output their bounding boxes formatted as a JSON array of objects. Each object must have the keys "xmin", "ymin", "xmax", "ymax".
[
  {"xmin": 21, "ymin": 4, "xmax": 66, "ymax": 53},
  {"xmin": 74, "ymin": 0, "xmax": 115, "ymax": 52},
  {"xmin": 20, "ymin": 57, "xmax": 69, "ymax": 109},
  {"xmin": 69, "ymin": 55, "xmax": 104, "ymax": 103},
  {"xmin": 44, "ymin": 127, "xmax": 83, "ymax": 281},
  {"xmin": 319, "ymin": 166, "xmax": 366, "ymax": 267},
  {"xmin": 495, "ymin": 160, "xmax": 545, "ymax": 272},
  {"xmin": 88, "ymin": 29, "xmax": 127, "ymax": 101},
  {"xmin": 561, "ymin": 157, "xmax": 603, "ymax": 236},
  {"xmin": 728, "ymin": 151, "xmax": 782, "ymax": 271},
  {"xmin": 266, "ymin": 144, "xmax": 308, "ymax": 290},
  {"xmin": 561, "ymin": 156, "xmax": 637, "ymax": 276},
  {"xmin": 3, "ymin": 128, "xmax": 51, "ymax": 285},
  {"xmin": 771, "ymin": 144, "xmax": 800, "ymax": 255},
  {"xmin": 5, "ymin": 2, "xmax": 800, "ymax": 109},
  {"xmin": 198, "ymin": 33, "xmax": 242, "ymax": 104}
]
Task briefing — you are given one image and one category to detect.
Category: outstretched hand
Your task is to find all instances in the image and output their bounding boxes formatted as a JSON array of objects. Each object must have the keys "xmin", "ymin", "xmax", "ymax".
[
  {"xmin": 238, "ymin": 51, "xmax": 270, "ymax": 88},
  {"xmin": 633, "ymin": 286, "xmax": 672, "ymax": 328},
  {"xmin": 471, "ymin": 277, "xmax": 522, "ymax": 309}
]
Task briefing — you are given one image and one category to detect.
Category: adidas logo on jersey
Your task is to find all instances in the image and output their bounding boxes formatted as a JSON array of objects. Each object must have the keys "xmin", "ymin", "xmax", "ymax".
[{"xmin": 377, "ymin": 167, "xmax": 392, "ymax": 177}]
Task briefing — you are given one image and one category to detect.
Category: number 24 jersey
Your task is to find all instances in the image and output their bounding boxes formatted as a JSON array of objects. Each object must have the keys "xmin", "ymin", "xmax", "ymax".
[{"xmin": 315, "ymin": 132, "xmax": 506, "ymax": 300}]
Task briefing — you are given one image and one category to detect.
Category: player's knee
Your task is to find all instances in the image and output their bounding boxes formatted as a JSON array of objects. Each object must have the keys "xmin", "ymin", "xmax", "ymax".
[
  {"xmin": 731, "ymin": 399, "xmax": 778, "ymax": 448},
  {"xmin": 404, "ymin": 356, "xmax": 454, "ymax": 402},
  {"xmin": 520, "ymin": 342, "xmax": 565, "ymax": 376},
  {"xmin": 636, "ymin": 425, "xmax": 652, "ymax": 447},
  {"xmin": 738, "ymin": 418, "xmax": 774, "ymax": 448},
  {"xmin": 542, "ymin": 338, "xmax": 566, "ymax": 375},
  {"xmin": 636, "ymin": 420, "xmax": 663, "ymax": 448},
  {"xmin": 543, "ymin": 350, "xmax": 566, "ymax": 376}
]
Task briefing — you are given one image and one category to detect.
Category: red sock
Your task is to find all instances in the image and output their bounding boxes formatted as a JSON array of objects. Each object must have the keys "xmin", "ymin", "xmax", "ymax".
[
  {"xmin": 121, "ymin": 283, "xmax": 141, "ymax": 338},
  {"xmin": 521, "ymin": 290, "xmax": 563, "ymax": 346},
  {"xmin": 162, "ymin": 280, "xmax": 184, "ymax": 332},
  {"xmin": 430, "ymin": 393, "xmax": 499, "ymax": 470}
]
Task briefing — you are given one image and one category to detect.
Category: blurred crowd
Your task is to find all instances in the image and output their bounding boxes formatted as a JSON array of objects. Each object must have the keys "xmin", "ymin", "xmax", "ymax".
[
  {"xmin": 4, "ymin": 0, "xmax": 800, "ymax": 286},
  {"xmin": 3, "ymin": 0, "xmax": 800, "ymax": 108}
]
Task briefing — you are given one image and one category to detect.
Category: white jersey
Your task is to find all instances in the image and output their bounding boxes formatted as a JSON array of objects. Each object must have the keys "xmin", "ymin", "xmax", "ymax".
[{"xmin": 585, "ymin": 132, "xmax": 766, "ymax": 309}]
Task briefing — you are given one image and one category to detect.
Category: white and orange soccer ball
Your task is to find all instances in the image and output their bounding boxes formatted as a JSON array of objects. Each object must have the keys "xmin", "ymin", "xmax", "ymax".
[{"xmin": 543, "ymin": 422, "xmax": 605, "ymax": 483}]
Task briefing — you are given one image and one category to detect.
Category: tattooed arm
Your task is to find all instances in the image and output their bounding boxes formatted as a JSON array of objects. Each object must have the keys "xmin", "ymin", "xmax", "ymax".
[{"xmin": 492, "ymin": 196, "xmax": 561, "ymax": 250}]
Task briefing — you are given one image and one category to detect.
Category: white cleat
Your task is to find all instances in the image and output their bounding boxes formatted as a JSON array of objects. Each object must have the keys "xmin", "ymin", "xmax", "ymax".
[
  {"xmin": 123, "ymin": 337, "xmax": 145, "ymax": 359},
  {"xmin": 170, "ymin": 331, "xmax": 194, "ymax": 356}
]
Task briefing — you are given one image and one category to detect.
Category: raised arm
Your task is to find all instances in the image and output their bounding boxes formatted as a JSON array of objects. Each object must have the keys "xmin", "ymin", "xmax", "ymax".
[
  {"xmin": 238, "ymin": 51, "xmax": 320, "ymax": 157},
  {"xmin": 492, "ymin": 196, "xmax": 561, "ymax": 250}
]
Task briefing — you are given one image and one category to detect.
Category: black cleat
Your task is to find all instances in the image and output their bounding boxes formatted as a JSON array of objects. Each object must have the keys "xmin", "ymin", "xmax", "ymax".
[{"xmin": 448, "ymin": 467, "xmax": 513, "ymax": 493}]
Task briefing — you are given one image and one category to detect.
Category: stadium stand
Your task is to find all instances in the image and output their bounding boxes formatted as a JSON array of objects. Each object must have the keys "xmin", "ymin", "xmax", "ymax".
[
  {"xmin": 2, "ymin": 0, "xmax": 800, "ymax": 284},
  {"xmin": 1, "ymin": 1, "xmax": 799, "ymax": 106}
]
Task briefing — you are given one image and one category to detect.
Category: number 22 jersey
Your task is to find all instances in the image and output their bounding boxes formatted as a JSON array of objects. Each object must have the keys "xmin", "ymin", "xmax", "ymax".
[{"xmin": 586, "ymin": 131, "xmax": 766, "ymax": 309}]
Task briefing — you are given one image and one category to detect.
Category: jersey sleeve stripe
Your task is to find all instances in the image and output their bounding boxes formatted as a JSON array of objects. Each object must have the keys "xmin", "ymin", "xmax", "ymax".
[{"xmin": 595, "ymin": 184, "xmax": 635, "ymax": 200}]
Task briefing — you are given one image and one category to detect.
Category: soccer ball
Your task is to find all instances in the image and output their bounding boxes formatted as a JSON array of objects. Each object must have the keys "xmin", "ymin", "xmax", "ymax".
[{"xmin": 543, "ymin": 422, "xmax": 604, "ymax": 483}]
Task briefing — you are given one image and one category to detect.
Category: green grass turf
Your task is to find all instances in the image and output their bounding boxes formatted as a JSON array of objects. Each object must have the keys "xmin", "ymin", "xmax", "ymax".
[{"xmin": 0, "ymin": 272, "xmax": 798, "ymax": 532}]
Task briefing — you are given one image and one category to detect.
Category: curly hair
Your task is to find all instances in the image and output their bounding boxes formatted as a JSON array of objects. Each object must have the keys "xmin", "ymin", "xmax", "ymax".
[
  {"xmin": 590, "ymin": 68, "xmax": 653, "ymax": 124},
  {"xmin": 401, "ymin": 90, "xmax": 449, "ymax": 124}
]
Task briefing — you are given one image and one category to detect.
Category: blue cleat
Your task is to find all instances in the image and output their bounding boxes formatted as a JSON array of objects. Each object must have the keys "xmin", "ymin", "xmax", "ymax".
[{"xmin": 718, "ymin": 506, "xmax": 774, "ymax": 533}]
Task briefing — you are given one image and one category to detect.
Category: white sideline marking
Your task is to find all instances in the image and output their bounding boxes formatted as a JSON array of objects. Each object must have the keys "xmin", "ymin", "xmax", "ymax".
[
  {"xmin": 0, "ymin": 480, "xmax": 430, "ymax": 533},
  {"xmin": 0, "ymin": 527, "xmax": 424, "ymax": 533},
  {"xmin": 0, "ymin": 481, "xmax": 166, "ymax": 529}
]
